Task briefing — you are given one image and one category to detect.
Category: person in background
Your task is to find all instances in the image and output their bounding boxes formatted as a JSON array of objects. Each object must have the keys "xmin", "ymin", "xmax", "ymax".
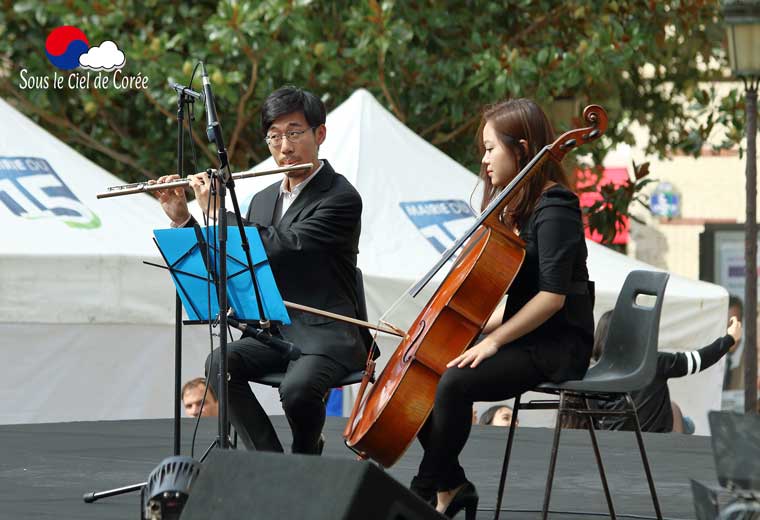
[
  {"xmin": 592, "ymin": 310, "xmax": 742, "ymax": 433},
  {"xmin": 723, "ymin": 295, "xmax": 744, "ymax": 390},
  {"xmin": 181, "ymin": 377, "xmax": 218, "ymax": 418},
  {"xmin": 478, "ymin": 405, "xmax": 518, "ymax": 427}
]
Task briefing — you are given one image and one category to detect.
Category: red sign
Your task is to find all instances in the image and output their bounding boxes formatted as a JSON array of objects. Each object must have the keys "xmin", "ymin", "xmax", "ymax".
[{"xmin": 576, "ymin": 167, "xmax": 630, "ymax": 245}]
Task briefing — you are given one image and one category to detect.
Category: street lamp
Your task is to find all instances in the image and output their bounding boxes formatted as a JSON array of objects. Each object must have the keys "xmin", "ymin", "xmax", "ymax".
[{"xmin": 723, "ymin": 0, "xmax": 760, "ymax": 414}]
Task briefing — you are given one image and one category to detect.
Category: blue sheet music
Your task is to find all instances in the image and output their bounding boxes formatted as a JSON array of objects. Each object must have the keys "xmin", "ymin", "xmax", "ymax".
[{"xmin": 153, "ymin": 226, "xmax": 290, "ymax": 324}]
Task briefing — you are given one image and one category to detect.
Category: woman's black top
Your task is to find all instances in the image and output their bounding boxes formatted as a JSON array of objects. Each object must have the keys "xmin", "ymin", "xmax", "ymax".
[{"xmin": 502, "ymin": 184, "xmax": 594, "ymax": 382}]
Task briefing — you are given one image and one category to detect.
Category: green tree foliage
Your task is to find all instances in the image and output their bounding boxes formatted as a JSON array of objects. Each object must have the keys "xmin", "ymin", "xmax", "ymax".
[
  {"xmin": 585, "ymin": 160, "xmax": 656, "ymax": 246},
  {"xmin": 0, "ymin": 0, "xmax": 741, "ymax": 242}
]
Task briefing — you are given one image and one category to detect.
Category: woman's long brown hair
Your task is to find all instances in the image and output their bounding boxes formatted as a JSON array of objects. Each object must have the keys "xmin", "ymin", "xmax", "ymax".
[{"xmin": 477, "ymin": 99, "xmax": 569, "ymax": 228}]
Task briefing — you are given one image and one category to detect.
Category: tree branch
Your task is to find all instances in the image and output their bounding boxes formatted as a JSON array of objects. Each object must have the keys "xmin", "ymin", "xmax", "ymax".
[
  {"xmin": 228, "ymin": 35, "xmax": 260, "ymax": 162},
  {"xmin": 235, "ymin": 137, "xmax": 262, "ymax": 166},
  {"xmin": 368, "ymin": 0, "xmax": 405, "ymax": 122},
  {"xmin": 1, "ymin": 81, "xmax": 153, "ymax": 179},
  {"xmin": 90, "ymin": 88, "xmax": 131, "ymax": 143},
  {"xmin": 508, "ymin": 4, "xmax": 567, "ymax": 46},
  {"xmin": 141, "ymin": 88, "xmax": 218, "ymax": 166},
  {"xmin": 431, "ymin": 114, "xmax": 480, "ymax": 146},
  {"xmin": 420, "ymin": 117, "xmax": 447, "ymax": 138},
  {"xmin": 377, "ymin": 50, "xmax": 405, "ymax": 122}
]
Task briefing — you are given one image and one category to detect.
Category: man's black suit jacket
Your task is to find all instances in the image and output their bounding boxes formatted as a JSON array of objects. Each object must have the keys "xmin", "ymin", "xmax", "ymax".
[{"xmin": 238, "ymin": 160, "xmax": 369, "ymax": 370}]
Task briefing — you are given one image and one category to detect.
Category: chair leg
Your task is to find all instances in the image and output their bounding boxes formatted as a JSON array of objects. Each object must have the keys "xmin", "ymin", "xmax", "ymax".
[
  {"xmin": 494, "ymin": 394, "xmax": 521, "ymax": 520},
  {"xmin": 584, "ymin": 398, "xmax": 616, "ymax": 519},
  {"xmin": 625, "ymin": 394, "xmax": 663, "ymax": 520},
  {"xmin": 540, "ymin": 391, "xmax": 566, "ymax": 520}
]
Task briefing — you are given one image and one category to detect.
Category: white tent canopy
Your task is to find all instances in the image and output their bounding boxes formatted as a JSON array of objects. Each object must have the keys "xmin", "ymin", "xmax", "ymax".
[
  {"xmin": 0, "ymin": 90, "xmax": 729, "ymax": 433},
  {"xmin": 234, "ymin": 89, "xmax": 728, "ymax": 434},
  {"xmin": 0, "ymin": 110, "xmax": 169, "ymax": 325},
  {"xmin": 0, "ymin": 98, "xmax": 212, "ymax": 424}
]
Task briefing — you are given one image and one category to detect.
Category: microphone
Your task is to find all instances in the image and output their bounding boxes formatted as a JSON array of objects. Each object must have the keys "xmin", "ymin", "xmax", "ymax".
[
  {"xmin": 201, "ymin": 63, "xmax": 217, "ymax": 128},
  {"xmin": 227, "ymin": 317, "xmax": 301, "ymax": 361},
  {"xmin": 168, "ymin": 81, "xmax": 202, "ymax": 100},
  {"xmin": 201, "ymin": 63, "xmax": 226, "ymax": 149}
]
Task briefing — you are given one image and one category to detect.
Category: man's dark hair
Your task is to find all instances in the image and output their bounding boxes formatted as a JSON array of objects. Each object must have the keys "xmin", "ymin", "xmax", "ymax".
[
  {"xmin": 260, "ymin": 86, "xmax": 326, "ymax": 136},
  {"xmin": 729, "ymin": 294, "xmax": 744, "ymax": 317}
]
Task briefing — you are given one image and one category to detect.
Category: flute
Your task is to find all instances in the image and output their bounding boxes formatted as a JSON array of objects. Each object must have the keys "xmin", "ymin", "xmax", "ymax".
[{"xmin": 96, "ymin": 162, "xmax": 314, "ymax": 199}]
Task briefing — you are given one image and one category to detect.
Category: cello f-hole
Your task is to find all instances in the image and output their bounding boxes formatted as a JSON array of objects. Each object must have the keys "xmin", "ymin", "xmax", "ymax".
[{"xmin": 403, "ymin": 320, "xmax": 426, "ymax": 362}]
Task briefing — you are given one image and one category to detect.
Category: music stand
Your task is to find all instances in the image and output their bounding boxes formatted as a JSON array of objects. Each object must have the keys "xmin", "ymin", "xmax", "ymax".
[
  {"xmin": 83, "ymin": 225, "xmax": 290, "ymax": 504},
  {"xmin": 154, "ymin": 224, "xmax": 292, "ymax": 460},
  {"xmin": 152, "ymin": 225, "xmax": 290, "ymax": 325}
]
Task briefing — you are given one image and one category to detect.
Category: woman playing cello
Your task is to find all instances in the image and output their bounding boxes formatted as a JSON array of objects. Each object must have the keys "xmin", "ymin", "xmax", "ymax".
[{"xmin": 410, "ymin": 99, "xmax": 595, "ymax": 518}]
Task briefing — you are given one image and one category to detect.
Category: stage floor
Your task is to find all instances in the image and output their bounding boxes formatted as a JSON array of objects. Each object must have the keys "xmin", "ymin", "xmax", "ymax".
[{"xmin": 0, "ymin": 416, "xmax": 715, "ymax": 519}]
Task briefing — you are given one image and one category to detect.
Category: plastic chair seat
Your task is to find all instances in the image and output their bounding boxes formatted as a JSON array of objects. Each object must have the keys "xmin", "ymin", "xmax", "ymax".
[
  {"xmin": 536, "ymin": 363, "xmax": 652, "ymax": 394},
  {"xmin": 252, "ymin": 370, "xmax": 373, "ymax": 388},
  {"xmin": 233, "ymin": 269, "xmax": 378, "ymax": 449},
  {"xmin": 251, "ymin": 268, "xmax": 376, "ymax": 391}
]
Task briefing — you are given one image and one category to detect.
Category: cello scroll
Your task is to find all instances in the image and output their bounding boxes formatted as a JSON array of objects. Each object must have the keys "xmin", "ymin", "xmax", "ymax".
[{"xmin": 548, "ymin": 104, "xmax": 608, "ymax": 162}]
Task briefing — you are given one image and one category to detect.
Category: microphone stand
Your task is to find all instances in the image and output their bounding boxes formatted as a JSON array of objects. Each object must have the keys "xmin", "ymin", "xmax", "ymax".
[
  {"xmin": 172, "ymin": 87, "xmax": 191, "ymax": 457},
  {"xmin": 83, "ymin": 87, "xmax": 198, "ymax": 503},
  {"xmin": 201, "ymin": 62, "xmax": 287, "ymax": 455},
  {"xmin": 84, "ymin": 64, "xmax": 300, "ymax": 504}
]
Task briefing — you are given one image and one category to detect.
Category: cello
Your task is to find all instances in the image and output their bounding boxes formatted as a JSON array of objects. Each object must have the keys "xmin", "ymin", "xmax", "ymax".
[{"xmin": 343, "ymin": 104, "xmax": 608, "ymax": 467}]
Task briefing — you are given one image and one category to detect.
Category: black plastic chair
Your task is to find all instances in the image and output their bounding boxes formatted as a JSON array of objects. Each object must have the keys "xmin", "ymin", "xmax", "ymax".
[
  {"xmin": 494, "ymin": 270, "xmax": 670, "ymax": 520},
  {"xmin": 251, "ymin": 267, "xmax": 376, "ymax": 392}
]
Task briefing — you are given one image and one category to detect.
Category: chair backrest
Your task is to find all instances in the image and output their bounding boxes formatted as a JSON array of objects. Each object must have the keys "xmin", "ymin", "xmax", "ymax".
[
  {"xmin": 591, "ymin": 270, "xmax": 669, "ymax": 391},
  {"xmin": 708, "ymin": 410, "xmax": 760, "ymax": 491}
]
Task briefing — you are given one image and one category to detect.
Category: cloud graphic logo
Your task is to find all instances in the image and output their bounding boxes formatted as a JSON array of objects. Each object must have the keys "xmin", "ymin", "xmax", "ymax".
[
  {"xmin": 45, "ymin": 26, "xmax": 90, "ymax": 70},
  {"xmin": 78, "ymin": 41, "xmax": 126, "ymax": 71}
]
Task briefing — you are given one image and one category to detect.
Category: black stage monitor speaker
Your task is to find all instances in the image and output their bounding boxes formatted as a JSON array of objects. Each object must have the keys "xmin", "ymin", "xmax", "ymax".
[
  {"xmin": 708, "ymin": 410, "xmax": 760, "ymax": 491},
  {"xmin": 690, "ymin": 479, "xmax": 720, "ymax": 520},
  {"xmin": 181, "ymin": 450, "xmax": 441, "ymax": 520}
]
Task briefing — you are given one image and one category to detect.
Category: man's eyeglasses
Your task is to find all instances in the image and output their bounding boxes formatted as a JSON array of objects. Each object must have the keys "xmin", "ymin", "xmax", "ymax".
[{"xmin": 264, "ymin": 127, "xmax": 315, "ymax": 147}]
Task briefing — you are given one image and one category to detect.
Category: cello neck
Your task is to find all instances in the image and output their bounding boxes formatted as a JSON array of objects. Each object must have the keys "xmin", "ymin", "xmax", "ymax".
[
  {"xmin": 408, "ymin": 104, "xmax": 607, "ymax": 298},
  {"xmin": 408, "ymin": 146, "xmax": 550, "ymax": 297}
]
